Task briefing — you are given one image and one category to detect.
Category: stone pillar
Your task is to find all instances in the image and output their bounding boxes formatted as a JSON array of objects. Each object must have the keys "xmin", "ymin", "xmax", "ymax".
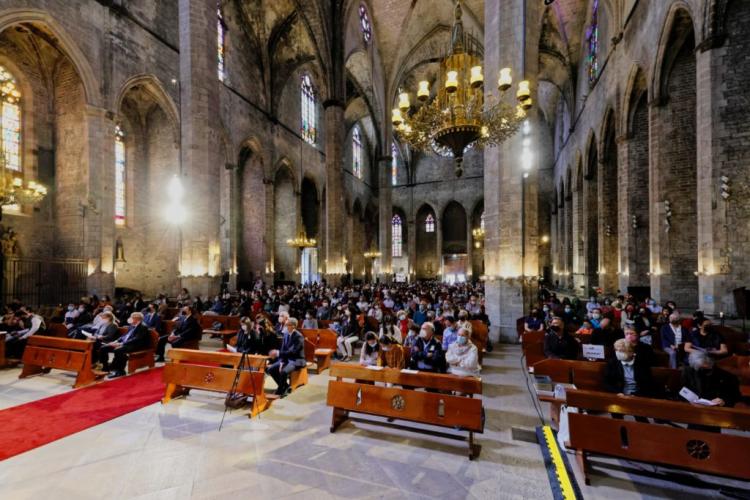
[
  {"xmin": 85, "ymin": 106, "xmax": 115, "ymax": 296},
  {"xmin": 465, "ymin": 211, "xmax": 473, "ymax": 281},
  {"xmin": 378, "ymin": 156, "xmax": 392, "ymax": 282},
  {"xmin": 178, "ymin": 0, "xmax": 222, "ymax": 296},
  {"xmin": 407, "ymin": 201, "xmax": 417, "ymax": 282},
  {"xmin": 484, "ymin": 0, "xmax": 540, "ymax": 342},
  {"xmin": 435, "ymin": 214, "xmax": 443, "ymax": 279},
  {"xmin": 323, "ymin": 102, "xmax": 346, "ymax": 283},
  {"xmin": 695, "ymin": 37, "xmax": 749, "ymax": 315},
  {"xmin": 616, "ymin": 135, "xmax": 632, "ymax": 294}
]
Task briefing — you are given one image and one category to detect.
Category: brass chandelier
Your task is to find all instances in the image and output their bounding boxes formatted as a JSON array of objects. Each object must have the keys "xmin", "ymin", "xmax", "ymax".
[
  {"xmin": 286, "ymin": 229, "xmax": 316, "ymax": 249},
  {"xmin": 392, "ymin": 0, "xmax": 533, "ymax": 177},
  {"xmin": 0, "ymin": 150, "xmax": 47, "ymax": 207}
]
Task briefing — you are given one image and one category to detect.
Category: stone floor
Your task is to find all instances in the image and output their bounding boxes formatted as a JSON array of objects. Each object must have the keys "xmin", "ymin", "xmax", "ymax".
[{"xmin": 0, "ymin": 342, "xmax": 747, "ymax": 499}]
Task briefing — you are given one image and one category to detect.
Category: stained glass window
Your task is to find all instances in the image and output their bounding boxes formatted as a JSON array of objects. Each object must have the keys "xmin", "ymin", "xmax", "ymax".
[
  {"xmin": 391, "ymin": 142, "xmax": 398, "ymax": 186},
  {"xmin": 217, "ymin": 7, "xmax": 227, "ymax": 82},
  {"xmin": 425, "ymin": 214, "xmax": 435, "ymax": 233},
  {"xmin": 0, "ymin": 66, "xmax": 21, "ymax": 172},
  {"xmin": 359, "ymin": 5, "xmax": 372, "ymax": 44},
  {"xmin": 586, "ymin": 0, "xmax": 599, "ymax": 86},
  {"xmin": 392, "ymin": 214, "xmax": 402, "ymax": 257},
  {"xmin": 114, "ymin": 125, "xmax": 126, "ymax": 226},
  {"xmin": 301, "ymin": 74, "xmax": 317, "ymax": 145},
  {"xmin": 353, "ymin": 125, "xmax": 363, "ymax": 179}
]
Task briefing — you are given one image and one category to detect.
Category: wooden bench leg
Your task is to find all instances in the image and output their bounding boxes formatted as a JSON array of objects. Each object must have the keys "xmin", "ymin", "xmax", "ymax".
[
  {"xmin": 19, "ymin": 364, "xmax": 43, "ymax": 379},
  {"xmin": 74, "ymin": 369, "xmax": 96, "ymax": 388},
  {"xmin": 315, "ymin": 353, "xmax": 332, "ymax": 373},
  {"xmin": 468, "ymin": 431, "xmax": 482, "ymax": 460},
  {"xmin": 249, "ymin": 391, "xmax": 271, "ymax": 418},
  {"xmin": 162, "ymin": 383, "xmax": 187, "ymax": 404},
  {"xmin": 330, "ymin": 407, "xmax": 348, "ymax": 433},
  {"xmin": 576, "ymin": 450, "xmax": 591, "ymax": 485},
  {"xmin": 290, "ymin": 366, "xmax": 308, "ymax": 391}
]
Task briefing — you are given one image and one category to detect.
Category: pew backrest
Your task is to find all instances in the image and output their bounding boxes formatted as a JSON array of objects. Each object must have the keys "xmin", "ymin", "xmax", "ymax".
[
  {"xmin": 301, "ymin": 328, "xmax": 339, "ymax": 351},
  {"xmin": 329, "ymin": 363, "xmax": 481, "ymax": 395}
]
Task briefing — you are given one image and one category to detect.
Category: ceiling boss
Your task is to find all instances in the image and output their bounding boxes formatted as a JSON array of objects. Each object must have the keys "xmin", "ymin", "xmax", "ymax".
[{"xmin": 392, "ymin": 0, "xmax": 532, "ymax": 177}]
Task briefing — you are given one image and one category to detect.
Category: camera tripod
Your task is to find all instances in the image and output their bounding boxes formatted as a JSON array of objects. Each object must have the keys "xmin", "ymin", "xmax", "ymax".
[{"xmin": 219, "ymin": 349, "xmax": 262, "ymax": 431}]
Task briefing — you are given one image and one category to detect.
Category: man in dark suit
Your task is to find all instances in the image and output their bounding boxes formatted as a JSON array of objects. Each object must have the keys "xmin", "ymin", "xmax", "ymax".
[
  {"xmin": 267, "ymin": 317, "xmax": 306, "ymax": 397},
  {"xmin": 604, "ymin": 338, "xmax": 657, "ymax": 397},
  {"xmin": 409, "ymin": 322, "xmax": 446, "ymax": 372},
  {"xmin": 99, "ymin": 312, "xmax": 151, "ymax": 379},
  {"xmin": 155, "ymin": 306, "xmax": 201, "ymax": 362},
  {"xmin": 88, "ymin": 311, "xmax": 121, "ymax": 365}
]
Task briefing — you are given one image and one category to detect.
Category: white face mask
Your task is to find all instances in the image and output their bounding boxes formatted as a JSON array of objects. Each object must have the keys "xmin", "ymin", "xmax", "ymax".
[
  {"xmin": 592, "ymin": 313, "xmax": 601, "ymax": 320},
  {"xmin": 367, "ymin": 341, "xmax": 377, "ymax": 348},
  {"xmin": 419, "ymin": 330, "xmax": 428, "ymax": 339}
]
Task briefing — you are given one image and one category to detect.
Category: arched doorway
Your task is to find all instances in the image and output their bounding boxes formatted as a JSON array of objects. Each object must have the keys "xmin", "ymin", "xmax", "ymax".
[
  {"xmin": 415, "ymin": 204, "xmax": 438, "ymax": 280},
  {"xmin": 300, "ymin": 177, "xmax": 319, "ymax": 284},
  {"xmin": 442, "ymin": 201, "xmax": 468, "ymax": 283}
]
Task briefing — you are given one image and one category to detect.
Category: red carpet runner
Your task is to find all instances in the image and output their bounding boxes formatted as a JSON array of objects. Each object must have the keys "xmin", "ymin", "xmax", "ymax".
[{"xmin": 0, "ymin": 367, "xmax": 165, "ymax": 461}]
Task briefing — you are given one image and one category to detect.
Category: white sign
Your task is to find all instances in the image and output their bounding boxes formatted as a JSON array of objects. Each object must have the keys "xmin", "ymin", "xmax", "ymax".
[
  {"xmin": 395, "ymin": 273, "xmax": 407, "ymax": 283},
  {"xmin": 582, "ymin": 344, "xmax": 605, "ymax": 360}
]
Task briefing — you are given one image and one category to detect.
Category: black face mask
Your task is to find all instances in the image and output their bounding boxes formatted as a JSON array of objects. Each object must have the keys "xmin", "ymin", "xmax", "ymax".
[{"xmin": 549, "ymin": 325, "xmax": 561, "ymax": 333}]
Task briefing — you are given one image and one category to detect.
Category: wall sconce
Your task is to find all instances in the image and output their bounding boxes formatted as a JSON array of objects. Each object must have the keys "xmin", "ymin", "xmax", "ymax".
[
  {"xmin": 720, "ymin": 175, "xmax": 730, "ymax": 200},
  {"xmin": 664, "ymin": 200, "xmax": 672, "ymax": 233},
  {"xmin": 605, "ymin": 224, "xmax": 612, "ymax": 237},
  {"xmin": 631, "ymin": 215, "xmax": 637, "ymax": 230}
]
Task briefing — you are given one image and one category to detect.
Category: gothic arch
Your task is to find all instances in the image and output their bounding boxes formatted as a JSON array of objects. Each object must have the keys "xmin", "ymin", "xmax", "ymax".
[
  {"xmin": 652, "ymin": 3, "xmax": 698, "ymax": 104},
  {"xmin": 115, "ymin": 74, "xmax": 179, "ymax": 142},
  {"xmin": 0, "ymin": 9, "xmax": 101, "ymax": 107}
]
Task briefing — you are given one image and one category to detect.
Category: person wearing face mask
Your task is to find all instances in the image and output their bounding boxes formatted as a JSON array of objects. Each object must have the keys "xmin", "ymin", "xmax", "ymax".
[
  {"xmin": 604, "ymin": 339, "xmax": 655, "ymax": 397},
  {"xmin": 586, "ymin": 296, "xmax": 599, "ymax": 314},
  {"xmin": 681, "ymin": 351, "xmax": 740, "ymax": 407},
  {"xmin": 267, "ymin": 318, "xmax": 306, "ymax": 397},
  {"xmin": 441, "ymin": 316, "xmax": 459, "ymax": 350},
  {"xmin": 524, "ymin": 308, "xmax": 545, "ymax": 337},
  {"xmin": 445, "ymin": 328, "xmax": 480, "ymax": 377},
  {"xmin": 63, "ymin": 303, "xmax": 80, "ymax": 325},
  {"xmin": 661, "ymin": 312, "xmax": 685, "ymax": 368},
  {"xmin": 302, "ymin": 311, "xmax": 318, "ymax": 330},
  {"xmin": 456, "ymin": 310, "xmax": 473, "ymax": 335},
  {"xmin": 623, "ymin": 326, "xmax": 655, "ymax": 368},
  {"xmin": 543, "ymin": 317, "xmax": 577, "ymax": 360},
  {"xmin": 336, "ymin": 308, "xmax": 360, "ymax": 361},
  {"xmin": 409, "ymin": 322, "xmax": 445, "ymax": 372},
  {"xmin": 379, "ymin": 314, "xmax": 402, "ymax": 344},
  {"xmin": 646, "ymin": 298, "xmax": 662, "ymax": 314},
  {"xmin": 684, "ymin": 318, "xmax": 728, "ymax": 359},
  {"xmin": 143, "ymin": 303, "xmax": 162, "ymax": 334},
  {"xmin": 397, "ymin": 310, "xmax": 411, "ymax": 340},
  {"xmin": 155, "ymin": 306, "xmax": 201, "ymax": 362},
  {"xmin": 403, "ymin": 323, "xmax": 421, "ymax": 350},
  {"xmin": 359, "ymin": 332, "xmax": 381, "ymax": 366},
  {"xmin": 99, "ymin": 312, "xmax": 150, "ymax": 378},
  {"xmin": 559, "ymin": 302, "xmax": 578, "ymax": 326},
  {"xmin": 588, "ymin": 308, "xmax": 603, "ymax": 329},
  {"xmin": 541, "ymin": 304, "xmax": 553, "ymax": 324}
]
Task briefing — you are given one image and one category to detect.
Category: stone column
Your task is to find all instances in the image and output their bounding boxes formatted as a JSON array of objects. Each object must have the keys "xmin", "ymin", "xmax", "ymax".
[
  {"xmin": 85, "ymin": 105, "xmax": 115, "ymax": 296},
  {"xmin": 695, "ymin": 39, "xmax": 747, "ymax": 315},
  {"xmin": 407, "ymin": 202, "xmax": 417, "ymax": 282},
  {"xmin": 178, "ymin": 0, "xmax": 222, "ymax": 296},
  {"xmin": 378, "ymin": 156, "xmax": 392, "ymax": 282},
  {"xmin": 323, "ymin": 101, "xmax": 346, "ymax": 283},
  {"xmin": 484, "ymin": 0, "xmax": 540, "ymax": 342},
  {"xmin": 465, "ymin": 211, "xmax": 473, "ymax": 281}
]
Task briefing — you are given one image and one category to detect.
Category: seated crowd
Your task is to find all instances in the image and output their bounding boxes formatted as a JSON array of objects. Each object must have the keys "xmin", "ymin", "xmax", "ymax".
[
  {"xmin": 525, "ymin": 289, "xmax": 746, "ymax": 408},
  {"xmin": 1, "ymin": 281, "xmax": 489, "ymax": 390}
]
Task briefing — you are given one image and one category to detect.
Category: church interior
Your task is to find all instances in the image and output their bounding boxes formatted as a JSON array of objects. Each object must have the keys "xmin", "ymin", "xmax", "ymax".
[{"xmin": 0, "ymin": 0, "xmax": 749, "ymax": 498}]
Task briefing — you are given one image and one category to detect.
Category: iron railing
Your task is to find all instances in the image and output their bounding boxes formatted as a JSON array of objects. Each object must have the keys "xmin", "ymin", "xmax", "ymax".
[{"xmin": 2, "ymin": 258, "xmax": 88, "ymax": 308}]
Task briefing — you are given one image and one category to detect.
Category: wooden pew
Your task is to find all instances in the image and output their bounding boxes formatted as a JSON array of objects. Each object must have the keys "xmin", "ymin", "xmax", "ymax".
[
  {"xmin": 522, "ymin": 330, "xmax": 546, "ymax": 369},
  {"xmin": 44, "ymin": 323, "xmax": 69, "ymax": 338},
  {"xmin": 326, "ymin": 363, "xmax": 484, "ymax": 459},
  {"xmin": 19, "ymin": 336, "xmax": 97, "ymax": 388},
  {"xmin": 567, "ymin": 389, "xmax": 750, "ymax": 484},
  {"xmin": 0, "ymin": 332, "xmax": 20, "ymax": 368},
  {"xmin": 301, "ymin": 328, "xmax": 337, "ymax": 373},
  {"xmin": 718, "ymin": 355, "xmax": 750, "ymax": 397},
  {"xmin": 162, "ymin": 349, "xmax": 270, "ymax": 417},
  {"xmin": 532, "ymin": 358, "xmax": 682, "ymax": 426},
  {"xmin": 127, "ymin": 328, "xmax": 159, "ymax": 374},
  {"xmin": 469, "ymin": 320, "xmax": 489, "ymax": 363},
  {"xmin": 199, "ymin": 315, "xmax": 241, "ymax": 347}
]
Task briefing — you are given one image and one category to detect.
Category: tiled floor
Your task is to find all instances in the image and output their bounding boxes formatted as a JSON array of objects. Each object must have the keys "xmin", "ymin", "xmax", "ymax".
[{"xmin": 0, "ymin": 343, "xmax": 747, "ymax": 499}]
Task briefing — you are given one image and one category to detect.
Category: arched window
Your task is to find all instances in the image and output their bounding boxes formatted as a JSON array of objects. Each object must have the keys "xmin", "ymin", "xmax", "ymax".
[
  {"xmin": 114, "ymin": 125, "xmax": 126, "ymax": 226},
  {"xmin": 359, "ymin": 5, "xmax": 372, "ymax": 44},
  {"xmin": 586, "ymin": 0, "xmax": 599, "ymax": 86},
  {"xmin": 392, "ymin": 214, "xmax": 402, "ymax": 257},
  {"xmin": 301, "ymin": 74, "xmax": 317, "ymax": 145},
  {"xmin": 391, "ymin": 142, "xmax": 398, "ymax": 186},
  {"xmin": 0, "ymin": 66, "xmax": 22, "ymax": 172},
  {"xmin": 217, "ymin": 6, "xmax": 227, "ymax": 82},
  {"xmin": 425, "ymin": 213, "xmax": 435, "ymax": 233},
  {"xmin": 352, "ymin": 125, "xmax": 363, "ymax": 179}
]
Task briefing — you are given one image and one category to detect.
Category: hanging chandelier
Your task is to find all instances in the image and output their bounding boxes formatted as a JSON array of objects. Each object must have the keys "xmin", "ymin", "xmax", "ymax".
[
  {"xmin": 0, "ymin": 151, "xmax": 48, "ymax": 207},
  {"xmin": 392, "ymin": 0, "xmax": 533, "ymax": 177},
  {"xmin": 286, "ymin": 230, "xmax": 317, "ymax": 249}
]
